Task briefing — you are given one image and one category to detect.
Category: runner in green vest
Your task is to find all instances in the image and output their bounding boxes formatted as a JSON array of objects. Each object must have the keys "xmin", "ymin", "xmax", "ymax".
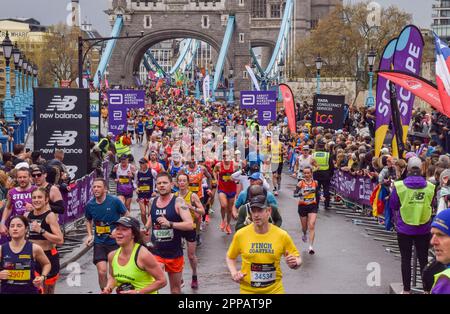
[
  {"xmin": 430, "ymin": 209, "xmax": 450, "ymax": 294},
  {"xmin": 102, "ymin": 217, "xmax": 166, "ymax": 294},
  {"xmin": 115, "ymin": 134, "xmax": 132, "ymax": 159}
]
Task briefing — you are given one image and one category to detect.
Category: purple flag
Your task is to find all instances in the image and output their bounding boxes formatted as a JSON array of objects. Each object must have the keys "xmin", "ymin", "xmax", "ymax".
[
  {"xmin": 375, "ymin": 38, "xmax": 397, "ymax": 157},
  {"xmin": 392, "ymin": 25, "xmax": 424, "ymax": 144}
]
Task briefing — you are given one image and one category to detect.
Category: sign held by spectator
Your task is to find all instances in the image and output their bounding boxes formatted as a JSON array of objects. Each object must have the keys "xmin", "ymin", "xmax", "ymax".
[{"xmin": 312, "ymin": 94, "xmax": 345, "ymax": 130}]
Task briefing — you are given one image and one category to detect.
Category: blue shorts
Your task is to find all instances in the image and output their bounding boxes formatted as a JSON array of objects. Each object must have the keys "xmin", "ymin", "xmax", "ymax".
[{"xmin": 218, "ymin": 190, "xmax": 236, "ymax": 199}]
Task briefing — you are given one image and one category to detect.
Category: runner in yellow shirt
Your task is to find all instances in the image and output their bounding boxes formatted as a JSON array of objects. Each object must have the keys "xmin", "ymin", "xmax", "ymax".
[{"xmin": 226, "ymin": 195, "xmax": 301, "ymax": 294}]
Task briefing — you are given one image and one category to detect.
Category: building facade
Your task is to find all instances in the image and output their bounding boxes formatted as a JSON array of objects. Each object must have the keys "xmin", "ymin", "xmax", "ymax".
[{"xmin": 432, "ymin": 0, "xmax": 450, "ymax": 41}]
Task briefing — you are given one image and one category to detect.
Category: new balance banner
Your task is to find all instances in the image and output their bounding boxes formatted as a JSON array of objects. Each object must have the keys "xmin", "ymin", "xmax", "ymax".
[
  {"xmin": 90, "ymin": 92, "xmax": 100, "ymax": 142},
  {"xmin": 34, "ymin": 88, "xmax": 90, "ymax": 180},
  {"xmin": 107, "ymin": 90, "xmax": 145, "ymax": 136},
  {"xmin": 375, "ymin": 38, "xmax": 397, "ymax": 157},
  {"xmin": 312, "ymin": 94, "xmax": 345, "ymax": 130},
  {"xmin": 392, "ymin": 25, "xmax": 424, "ymax": 146},
  {"xmin": 240, "ymin": 90, "xmax": 277, "ymax": 126},
  {"xmin": 279, "ymin": 83, "xmax": 296, "ymax": 133}
]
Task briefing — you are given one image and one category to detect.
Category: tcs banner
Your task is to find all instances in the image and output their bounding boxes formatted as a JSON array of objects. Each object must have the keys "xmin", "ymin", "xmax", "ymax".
[{"xmin": 312, "ymin": 94, "xmax": 345, "ymax": 130}]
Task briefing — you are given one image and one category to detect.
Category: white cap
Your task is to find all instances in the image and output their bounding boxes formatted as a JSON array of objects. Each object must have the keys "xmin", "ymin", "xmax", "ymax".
[
  {"xmin": 15, "ymin": 162, "xmax": 30, "ymax": 170},
  {"xmin": 407, "ymin": 157, "xmax": 422, "ymax": 171},
  {"xmin": 381, "ymin": 147, "xmax": 389, "ymax": 155}
]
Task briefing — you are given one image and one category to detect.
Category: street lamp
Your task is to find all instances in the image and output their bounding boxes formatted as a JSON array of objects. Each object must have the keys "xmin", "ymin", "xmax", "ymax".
[
  {"xmin": 2, "ymin": 31, "xmax": 15, "ymax": 122},
  {"xmin": 33, "ymin": 64, "xmax": 38, "ymax": 88},
  {"xmin": 21, "ymin": 57, "xmax": 28, "ymax": 115},
  {"xmin": 278, "ymin": 58, "xmax": 285, "ymax": 101},
  {"xmin": 227, "ymin": 66, "xmax": 234, "ymax": 105},
  {"xmin": 195, "ymin": 69, "xmax": 201, "ymax": 100},
  {"xmin": 365, "ymin": 46, "xmax": 377, "ymax": 108},
  {"xmin": 27, "ymin": 62, "xmax": 33, "ymax": 107},
  {"xmin": 12, "ymin": 43, "xmax": 22, "ymax": 115},
  {"xmin": 315, "ymin": 54, "xmax": 323, "ymax": 95}
]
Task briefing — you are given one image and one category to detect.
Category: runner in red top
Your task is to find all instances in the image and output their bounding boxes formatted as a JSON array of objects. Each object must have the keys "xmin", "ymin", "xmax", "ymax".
[{"xmin": 214, "ymin": 151, "xmax": 238, "ymax": 234}]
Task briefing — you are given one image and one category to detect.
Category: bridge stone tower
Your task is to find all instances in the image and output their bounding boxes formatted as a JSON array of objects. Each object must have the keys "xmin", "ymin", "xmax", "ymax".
[{"xmin": 105, "ymin": 0, "xmax": 341, "ymax": 91}]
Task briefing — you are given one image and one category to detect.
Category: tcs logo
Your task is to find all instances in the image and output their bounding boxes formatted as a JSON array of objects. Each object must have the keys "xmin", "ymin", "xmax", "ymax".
[{"xmin": 315, "ymin": 112, "xmax": 333, "ymax": 124}]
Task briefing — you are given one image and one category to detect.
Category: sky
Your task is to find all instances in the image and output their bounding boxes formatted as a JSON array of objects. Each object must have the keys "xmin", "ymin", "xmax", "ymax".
[{"xmin": 0, "ymin": 0, "xmax": 434, "ymax": 36}]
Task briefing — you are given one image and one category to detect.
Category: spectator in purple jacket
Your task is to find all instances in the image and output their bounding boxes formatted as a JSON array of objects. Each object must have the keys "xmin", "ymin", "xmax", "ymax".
[
  {"xmin": 389, "ymin": 157, "xmax": 436, "ymax": 294},
  {"xmin": 430, "ymin": 209, "xmax": 450, "ymax": 294}
]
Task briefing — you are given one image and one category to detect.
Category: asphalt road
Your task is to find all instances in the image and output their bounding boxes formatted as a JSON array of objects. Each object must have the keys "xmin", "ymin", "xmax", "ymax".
[{"xmin": 55, "ymin": 142, "xmax": 401, "ymax": 294}]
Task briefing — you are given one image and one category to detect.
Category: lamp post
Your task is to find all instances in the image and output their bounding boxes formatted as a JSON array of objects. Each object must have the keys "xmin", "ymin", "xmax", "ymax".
[
  {"xmin": 12, "ymin": 44, "xmax": 26, "ymax": 143},
  {"xmin": 227, "ymin": 67, "xmax": 234, "ymax": 105},
  {"xmin": 2, "ymin": 31, "xmax": 15, "ymax": 123},
  {"xmin": 195, "ymin": 70, "xmax": 201, "ymax": 100},
  {"xmin": 365, "ymin": 47, "xmax": 376, "ymax": 108},
  {"xmin": 278, "ymin": 58, "xmax": 285, "ymax": 101},
  {"xmin": 21, "ymin": 57, "xmax": 29, "ymax": 126},
  {"xmin": 209, "ymin": 60, "xmax": 215, "ymax": 102},
  {"xmin": 315, "ymin": 54, "xmax": 323, "ymax": 95},
  {"xmin": 26, "ymin": 62, "xmax": 33, "ymax": 118}
]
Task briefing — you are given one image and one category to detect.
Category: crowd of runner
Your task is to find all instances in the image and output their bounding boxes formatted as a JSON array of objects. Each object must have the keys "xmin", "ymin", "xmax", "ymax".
[{"xmin": 0, "ymin": 80, "xmax": 449, "ymax": 294}]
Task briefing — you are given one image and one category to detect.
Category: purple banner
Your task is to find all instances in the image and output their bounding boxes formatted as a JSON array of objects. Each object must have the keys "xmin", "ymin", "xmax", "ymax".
[
  {"xmin": 59, "ymin": 161, "xmax": 107, "ymax": 226},
  {"xmin": 331, "ymin": 170, "xmax": 377, "ymax": 206},
  {"xmin": 393, "ymin": 25, "xmax": 424, "ymax": 129},
  {"xmin": 375, "ymin": 38, "xmax": 397, "ymax": 157},
  {"xmin": 240, "ymin": 90, "xmax": 277, "ymax": 126},
  {"xmin": 107, "ymin": 90, "xmax": 145, "ymax": 136}
]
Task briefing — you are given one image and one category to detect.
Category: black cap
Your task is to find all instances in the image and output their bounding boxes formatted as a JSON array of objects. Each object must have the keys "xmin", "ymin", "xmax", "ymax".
[
  {"xmin": 139, "ymin": 157, "xmax": 148, "ymax": 164},
  {"xmin": 31, "ymin": 164, "xmax": 47, "ymax": 174},
  {"xmin": 119, "ymin": 155, "xmax": 128, "ymax": 161},
  {"xmin": 113, "ymin": 217, "xmax": 140, "ymax": 232},
  {"xmin": 249, "ymin": 194, "xmax": 268, "ymax": 210}
]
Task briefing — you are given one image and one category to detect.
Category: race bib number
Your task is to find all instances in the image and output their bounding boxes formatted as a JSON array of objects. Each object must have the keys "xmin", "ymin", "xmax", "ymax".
[
  {"xmin": 119, "ymin": 177, "xmax": 130, "ymax": 184},
  {"xmin": 222, "ymin": 175, "xmax": 231, "ymax": 182},
  {"xmin": 138, "ymin": 185, "xmax": 150, "ymax": 192},
  {"xmin": 96, "ymin": 225, "xmax": 111, "ymax": 235},
  {"xmin": 250, "ymin": 263, "xmax": 276, "ymax": 288},
  {"xmin": 8, "ymin": 270, "xmax": 31, "ymax": 281},
  {"xmin": 153, "ymin": 228, "xmax": 174, "ymax": 242}
]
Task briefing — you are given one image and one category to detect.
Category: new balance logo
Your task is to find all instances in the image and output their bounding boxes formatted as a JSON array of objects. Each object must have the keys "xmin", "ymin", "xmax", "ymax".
[
  {"xmin": 46, "ymin": 131, "xmax": 78, "ymax": 147},
  {"xmin": 46, "ymin": 95, "xmax": 77, "ymax": 111},
  {"xmin": 66, "ymin": 165, "xmax": 78, "ymax": 180}
]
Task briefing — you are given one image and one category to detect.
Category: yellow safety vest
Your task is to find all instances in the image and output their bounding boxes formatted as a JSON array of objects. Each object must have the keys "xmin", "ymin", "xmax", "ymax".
[
  {"xmin": 115, "ymin": 137, "xmax": 131, "ymax": 158},
  {"xmin": 313, "ymin": 151, "xmax": 330, "ymax": 171},
  {"xmin": 394, "ymin": 181, "xmax": 435, "ymax": 226}
]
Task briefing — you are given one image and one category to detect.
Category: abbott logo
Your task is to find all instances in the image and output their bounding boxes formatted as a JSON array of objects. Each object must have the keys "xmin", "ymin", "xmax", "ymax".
[
  {"xmin": 47, "ymin": 95, "xmax": 77, "ymax": 111},
  {"xmin": 46, "ymin": 131, "xmax": 78, "ymax": 147},
  {"xmin": 66, "ymin": 165, "xmax": 78, "ymax": 180},
  {"xmin": 109, "ymin": 94, "xmax": 124, "ymax": 105},
  {"xmin": 242, "ymin": 94, "xmax": 255, "ymax": 106}
]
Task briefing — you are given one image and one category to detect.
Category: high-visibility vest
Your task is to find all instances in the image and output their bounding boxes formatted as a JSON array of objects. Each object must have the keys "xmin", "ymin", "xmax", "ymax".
[
  {"xmin": 432, "ymin": 268, "xmax": 450, "ymax": 294},
  {"xmin": 393, "ymin": 180, "xmax": 435, "ymax": 226},
  {"xmin": 97, "ymin": 138, "xmax": 109, "ymax": 154},
  {"xmin": 115, "ymin": 136, "xmax": 131, "ymax": 158},
  {"xmin": 313, "ymin": 151, "xmax": 330, "ymax": 171}
]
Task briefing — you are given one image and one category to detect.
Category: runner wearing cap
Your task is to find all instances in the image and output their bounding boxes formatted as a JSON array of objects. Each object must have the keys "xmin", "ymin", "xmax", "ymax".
[
  {"xmin": 84, "ymin": 178, "xmax": 128, "ymax": 291},
  {"xmin": 294, "ymin": 166, "xmax": 319, "ymax": 254},
  {"xmin": 30, "ymin": 165, "xmax": 65, "ymax": 216},
  {"xmin": 168, "ymin": 152, "xmax": 184, "ymax": 193},
  {"xmin": 294, "ymin": 145, "xmax": 314, "ymax": 181},
  {"xmin": 102, "ymin": 217, "xmax": 167, "ymax": 294},
  {"xmin": 226, "ymin": 195, "xmax": 301, "ymax": 294},
  {"xmin": 113, "ymin": 155, "xmax": 136, "ymax": 212},
  {"xmin": 430, "ymin": 209, "xmax": 450, "ymax": 294},
  {"xmin": 136, "ymin": 158, "xmax": 157, "ymax": 225},
  {"xmin": 214, "ymin": 151, "xmax": 238, "ymax": 234},
  {"xmin": 389, "ymin": 157, "xmax": 435, "ymax": 294}
]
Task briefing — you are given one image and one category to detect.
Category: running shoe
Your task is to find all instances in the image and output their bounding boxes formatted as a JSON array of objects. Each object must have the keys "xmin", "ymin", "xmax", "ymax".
[
  {"xmin": 200, "ymin": 221, "xmax": 206, "ymax": 231},
  {"xmin": 308, "ymin": 246, "xmax": 315, "ymax": 255},
  {"xmin": 209, "ymin": 208, "xmax": 215, "ymax": 214},
  {"xmin": 205, "ymin": 214, "xmax": 210, "ymax": 224},
  {"xmin": 302, "ymin": 233, "xmax": 308, "ymax": 243},
  {"xmin": 274, "ymin": 191, "xmax": 279, "ymax": 196},
  {"xmin": 220, "ymin": 220, "xmax": 226, "ymax": 231},
  {"xmin": 181, "ymin": 279, "xmax": 185, "ymax": 288},
  {"xmin": 196, "ymin": 234, "xmax": 202, "ymax": 247},
  {"xmin": 225, "ymin": 224, "xmax": 232, "ymax": 234},
  {"xmin": 191, "ymin": 278, "xmax": 199, "ymax": 290}
]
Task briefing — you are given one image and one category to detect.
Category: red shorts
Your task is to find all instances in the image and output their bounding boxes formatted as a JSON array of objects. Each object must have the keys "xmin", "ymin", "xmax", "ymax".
[{"xmin": 155, "ymin": 255, "xmax": 184, "ymax": 273}]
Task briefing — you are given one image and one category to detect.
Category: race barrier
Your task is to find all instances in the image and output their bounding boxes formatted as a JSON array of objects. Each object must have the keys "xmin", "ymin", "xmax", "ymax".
[
  {"xmin": 59, "ymin": 161, "xmax": 109, "ymax": 226},
  {"xmin": 330, "ymin": 170, "xmax": 377, "ymax": 207}
]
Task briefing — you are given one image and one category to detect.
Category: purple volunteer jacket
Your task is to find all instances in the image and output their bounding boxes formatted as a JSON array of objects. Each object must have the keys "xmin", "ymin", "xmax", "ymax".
[
  {"xmin": 432, "ymin": 274, "xmax": 450, "ymax": 294},
  {"xmin": 389, "ymin": 176, "xmax": 433, "ymax": 235}
]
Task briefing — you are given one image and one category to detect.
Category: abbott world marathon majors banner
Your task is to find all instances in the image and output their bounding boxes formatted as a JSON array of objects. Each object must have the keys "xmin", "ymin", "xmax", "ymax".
[
  {"xmin": 34, "ymin": 88, "xmax": 90, "ymax": 180},
  {"xmin": 312, "ymin": 94, "xmax": 345, "ymax": 130},
  {"xmin": 107, "ymin": 90, "xmax": 145, "ymax": 136}
]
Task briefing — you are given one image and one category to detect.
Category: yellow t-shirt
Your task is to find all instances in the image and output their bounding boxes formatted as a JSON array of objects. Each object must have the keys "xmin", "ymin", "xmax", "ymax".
[{"xmin": 227, "ymin": 224, "xmax": 300, "ymax": 294}]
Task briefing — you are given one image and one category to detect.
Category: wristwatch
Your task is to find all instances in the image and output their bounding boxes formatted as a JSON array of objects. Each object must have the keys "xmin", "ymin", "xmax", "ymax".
[{"xmin": 169, "ymin": 221, "xmax": 174, "ymax": 228}]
